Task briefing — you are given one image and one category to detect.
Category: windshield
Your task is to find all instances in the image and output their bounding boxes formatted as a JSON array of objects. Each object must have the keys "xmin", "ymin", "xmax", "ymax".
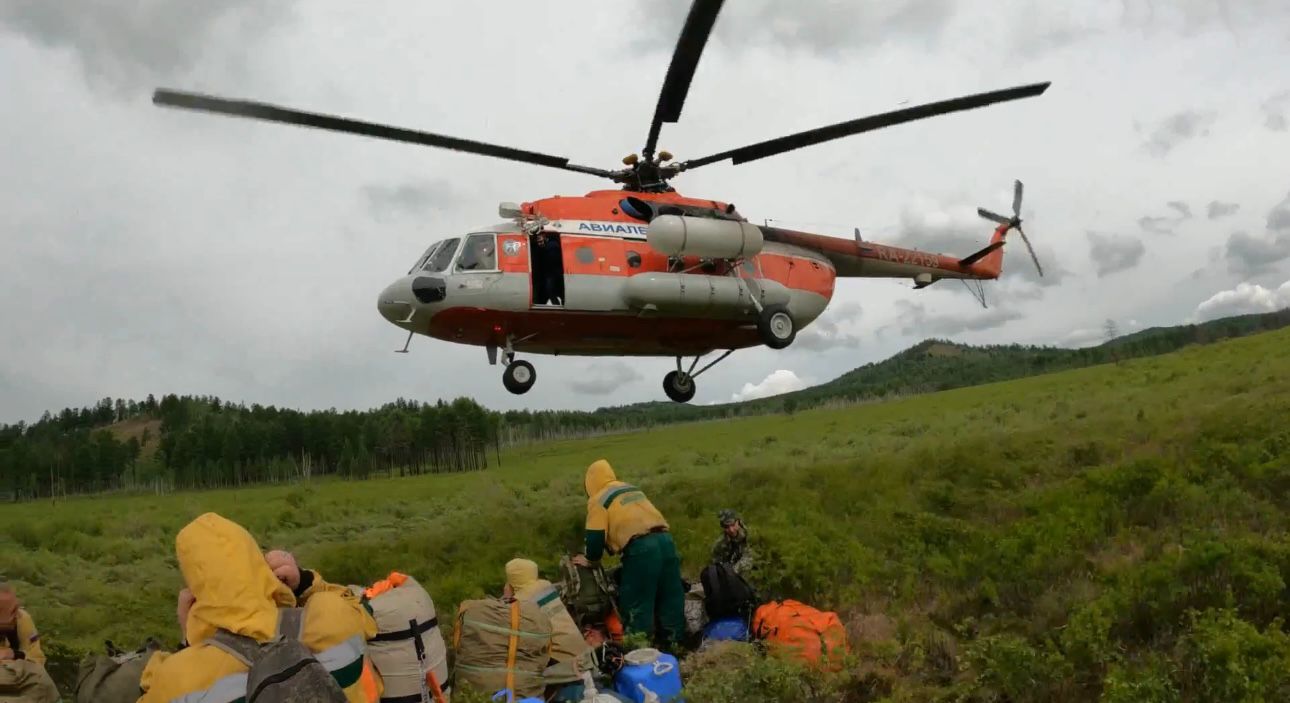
[
  {"xmin": 421, "ymin": 238, "xmax": 461, "ymax": 273},
  {"xmin": 409, "ymin": 242, "xmax": 441, "ymax": 274}
]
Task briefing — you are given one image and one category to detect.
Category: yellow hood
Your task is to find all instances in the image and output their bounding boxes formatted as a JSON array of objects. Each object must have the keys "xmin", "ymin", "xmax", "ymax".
[
  {"xmin": 177, "ymin": 512, "xmax": 294, "ymax": 646},
  {"xmin": 585, "ymin": 459, "xmax": 617, "ymax": 497},
  {"xmin": 506, "ymin": 558, "xmax": 540, "ymax": 592}
]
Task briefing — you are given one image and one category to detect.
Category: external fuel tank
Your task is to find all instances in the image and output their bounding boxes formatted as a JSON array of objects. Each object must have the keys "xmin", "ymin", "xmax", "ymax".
[
  {"xmin": 623, "ymin": 272, "xmax": 790, "ymax": 314},
  {"xmin": 647, "ymin": 215, "xmax": 764, "ymax": 259}
]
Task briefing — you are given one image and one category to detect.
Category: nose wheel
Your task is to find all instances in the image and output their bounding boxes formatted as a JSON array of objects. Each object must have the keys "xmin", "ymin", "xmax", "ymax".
[{"xmin": 503, "ymin": 359, "xmax": 536, "ymax": 395}]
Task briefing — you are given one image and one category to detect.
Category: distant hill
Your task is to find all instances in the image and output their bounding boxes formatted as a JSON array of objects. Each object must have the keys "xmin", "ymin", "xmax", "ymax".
[
  {"xmin": 4, "ymin": 308, "xmax": 1288, "ymax": 500},
  {"xmin": 588, "ymin": 307, "xmax": 1290, "ymax": 419}
]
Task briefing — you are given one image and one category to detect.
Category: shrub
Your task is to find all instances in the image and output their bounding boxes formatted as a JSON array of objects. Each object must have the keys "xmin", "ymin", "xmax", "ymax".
[
  {"xmin": 682, "ymin": 642, "xmax": 851, "ymax": 703},
  {"xmin": 1174, "ymin": 608, "xmax": 1290, "ymax": 701},
  {"xmin": 961, "ymin": 633, "xmax": 1072, "ymax": 703},
  {"xmin": 1101, "ymin": 654, "xmax": 1179, "ymax": 703}
]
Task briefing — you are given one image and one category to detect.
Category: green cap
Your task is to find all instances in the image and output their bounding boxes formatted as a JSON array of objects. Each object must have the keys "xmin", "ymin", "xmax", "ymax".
[{"xmin": 718, "ymin": 509, "xmax": 741, "ymax": 526}]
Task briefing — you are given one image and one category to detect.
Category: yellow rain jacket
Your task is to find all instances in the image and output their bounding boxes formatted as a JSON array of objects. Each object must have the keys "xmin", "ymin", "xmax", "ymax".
[
  {"xmin": 295, "ymin": 568, "xmax": 352, "ymax": 605},
  {"xmin": 0, "ymin": 609, "xmax": 45, "ymax": 666},
  {"xmin": 138, "ymin": 513, "xmax": 381, "ymax": 703},
  {"xmin": 506, "ymin": 559, "xmax": 591, "ymax": 678},
  {"xmin": 584, "ymin": 460, "xmax": 668, "ymax": 562}
]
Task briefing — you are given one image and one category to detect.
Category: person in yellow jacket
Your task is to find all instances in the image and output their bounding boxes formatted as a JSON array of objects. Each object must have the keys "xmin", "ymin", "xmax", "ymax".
[
  {"xmin": 0, "ymin": 581, "xmax": 59, "ymax": 703},
  {"xmin": 138, "ymin": 512, "xmax": 383, "ymax": 703},
  {"xmin": 574, "ymin": 459, "xmax": 685, "ymax": 646},
  {"xmin": 0, "ymin": 582, "xmax": 45, "ymax": 666},
  {"xmin": 504, "ymin": 558, "xmax": 592, "ymax": 701}
]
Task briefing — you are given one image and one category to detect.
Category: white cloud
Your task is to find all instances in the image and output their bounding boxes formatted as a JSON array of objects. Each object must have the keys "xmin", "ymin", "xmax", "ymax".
[
  {"xmin": 1192, "ymin": 280, "xmax": 1290, "ymax": 322},
  {"xmin": 730, "ymin": 370, "xmax": 808, "ymax": 402},
  {"xmin": 568, "ymin": 361, "xmax": 643, "ymax": 396}
]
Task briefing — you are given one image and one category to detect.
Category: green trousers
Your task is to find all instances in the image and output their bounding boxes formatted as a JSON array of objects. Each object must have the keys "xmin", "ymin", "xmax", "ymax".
[{"xmin": 618, "ymin": 531, "xmax": 686, "ymax": 645}]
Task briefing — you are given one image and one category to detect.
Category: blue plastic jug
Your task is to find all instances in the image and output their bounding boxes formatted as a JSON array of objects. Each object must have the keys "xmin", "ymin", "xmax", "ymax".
[
  {"xmin": 614, "ymin": 652, "xmax": 683, "ymax": 702},
  {"xmin": 703, "ymin": 616, "xmax": 750, "ymax": 642}
]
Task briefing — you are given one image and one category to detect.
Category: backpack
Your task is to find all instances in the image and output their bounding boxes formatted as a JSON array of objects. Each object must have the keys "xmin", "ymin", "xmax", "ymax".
[
  {"xmin": 558, "ymin": 555, "xmax": 616, "ymax": 625},
  {"xmin": 0, "ymin": 658, "xmax": 60, "ymax": 703},
  {"xmin": 357, "ymin": 572, "xmax": 449, "ymax": 702},
  {"xmin": 752, "ymin": 600, "xmax": 850, "ymax": 672},
  {"xmin": 699, "ymin": 563, "xmax": 756, "ymax": 621},
  {"xmin": 208, "ymin": 607, "xmax": 348, "ymax": 703},
  {"xmin": 453, "ymin": 597, "xmax": 553, "ymax": 698},
  {"xmin": 73, "ymin": 639, "xmax": 161, "ymax": 703}
]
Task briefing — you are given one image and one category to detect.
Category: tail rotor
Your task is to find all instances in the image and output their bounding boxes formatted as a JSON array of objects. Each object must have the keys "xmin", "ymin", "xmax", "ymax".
[{"xmin": 978, "ymin": 179, "xmax": 1043, "ymax": 278}]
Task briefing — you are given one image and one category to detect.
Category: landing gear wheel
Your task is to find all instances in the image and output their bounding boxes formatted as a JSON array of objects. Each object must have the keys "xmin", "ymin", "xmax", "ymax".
[
  {"xmin": 662, "ymin": 370, "xmax": 696, "ymax": 403},
  {"xmin": 503, "ymin": 360, "xmax": 536, "ymax": 395},
  {"xmin": 758, "ymin": 304, "xmax": 796, "ymax": 349}
]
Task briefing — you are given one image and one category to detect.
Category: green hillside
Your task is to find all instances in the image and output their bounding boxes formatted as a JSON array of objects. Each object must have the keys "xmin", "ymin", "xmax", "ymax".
[{"xmin": 3, "ymin": 326, "xmax": 1289, "ymax": 701}]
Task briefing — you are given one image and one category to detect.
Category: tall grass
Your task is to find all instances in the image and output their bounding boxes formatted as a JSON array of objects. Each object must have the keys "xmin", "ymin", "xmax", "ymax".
[{"xmin": 3, "ymin": 328, "xmax": 1289, "ymax": 700}]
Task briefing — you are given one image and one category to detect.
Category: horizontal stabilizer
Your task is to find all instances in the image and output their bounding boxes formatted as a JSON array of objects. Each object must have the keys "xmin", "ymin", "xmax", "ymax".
[{"xmin": 959, "ymin": 241, "xmax": 1005, "ymax": 267}]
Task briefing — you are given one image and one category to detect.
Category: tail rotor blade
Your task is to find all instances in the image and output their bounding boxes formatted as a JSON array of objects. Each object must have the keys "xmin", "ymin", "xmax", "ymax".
[
  {"xmin": 1016, "ymin": 225, "xmax": 1044, "ymax": 277},
  {"xmin": 978, "ymin": 208, "xmax": 1011, "ymax": 225},
  {"xmin": 1012, "ymin": 179, "xmax": 1024, "ymax": 218}
]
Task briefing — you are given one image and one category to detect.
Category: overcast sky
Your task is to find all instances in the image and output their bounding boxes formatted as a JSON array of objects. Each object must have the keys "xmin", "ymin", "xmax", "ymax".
[{"xmin": 2, "ymin": 1, "xmax": 1288, "ymax": 423}]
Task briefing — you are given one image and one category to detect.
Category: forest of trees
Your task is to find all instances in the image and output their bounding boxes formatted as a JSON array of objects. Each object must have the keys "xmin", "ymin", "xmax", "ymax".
[{"xmin": 2, "ymin": 309, "xmax": 1287, "ymax": 501}]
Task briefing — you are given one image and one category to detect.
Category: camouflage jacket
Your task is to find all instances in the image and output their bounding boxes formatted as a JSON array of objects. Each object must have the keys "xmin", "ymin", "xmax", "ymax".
[{"xmin": 711, "ymin": 528, "xmax": 757, "ymax": 579}]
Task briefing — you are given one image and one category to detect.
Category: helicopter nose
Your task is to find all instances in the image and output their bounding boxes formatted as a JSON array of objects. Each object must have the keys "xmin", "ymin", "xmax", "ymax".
[{"xmin": 376, "ymin": 278, "xmax": 415, "ymax": 326}]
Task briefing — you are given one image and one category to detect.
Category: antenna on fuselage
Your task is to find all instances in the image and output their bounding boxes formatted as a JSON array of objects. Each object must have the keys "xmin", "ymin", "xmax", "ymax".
[{"xmin": 395, "ymin": 330, "xmax": 413, "ymax": 353}]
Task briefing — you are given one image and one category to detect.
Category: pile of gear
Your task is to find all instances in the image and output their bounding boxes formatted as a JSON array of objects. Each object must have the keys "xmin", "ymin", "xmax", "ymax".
[{"xmin": 1, "ymin": 459, "xmax": 850, "ymax": 703}]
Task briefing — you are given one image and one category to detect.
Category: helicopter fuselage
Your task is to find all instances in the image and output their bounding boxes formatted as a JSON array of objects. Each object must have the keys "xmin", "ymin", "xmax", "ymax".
[{"xmin": 377, "ymin": 189, "xmax": 846, "ymax": 359}]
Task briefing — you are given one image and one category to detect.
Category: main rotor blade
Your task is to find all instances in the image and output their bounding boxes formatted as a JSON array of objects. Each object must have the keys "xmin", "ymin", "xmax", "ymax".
[
  {"xmin": 643, "ymin": 0, "xmax": 725, "ymax": 158},
  {"xmin": 1016, "ymin": 225, "xmax": 1044, "ymax": 277},
  {"xmin": 1012, "ymin": 179, "xmax": 1024, "ymax": 217},
  {"xmin": 682, "ymin": 81, "xmax": 1051, "ymax": 169},
  {"xmin": 153, "ymin": 89, "xmax": 614, "ymax": 178},
  {"xmin": 977, "ymin": 208, "xmax": 1012, "ymax": 225}
]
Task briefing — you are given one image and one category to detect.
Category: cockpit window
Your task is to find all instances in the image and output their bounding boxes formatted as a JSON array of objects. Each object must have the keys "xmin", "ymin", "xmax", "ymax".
[
  {"xmin": 408, "ymin": 242, "xmax": 440, "ymax": 274},
  {"xmin": 456, "ymin": 233, "xmax": 498, "ymax": 272},
  {"xmin": 422, "ymin": 238, "xmax": 461, "ymax": 273}
]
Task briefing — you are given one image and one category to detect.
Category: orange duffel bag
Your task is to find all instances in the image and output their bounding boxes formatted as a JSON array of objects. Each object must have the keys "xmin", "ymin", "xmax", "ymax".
[{"xmin": 752, "ymin": 599, "xmax": 850, "ymax": 671}]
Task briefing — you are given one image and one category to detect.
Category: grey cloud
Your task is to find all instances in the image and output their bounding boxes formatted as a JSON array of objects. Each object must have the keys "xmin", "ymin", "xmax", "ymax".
[
  {"xmin": 1220, "ymin": 192, "xmax": 1290, "ymax": 275},
  {"xmin": 1207, "ymin": 200, "xmax": 1240, "ymax": 219},
  {"xmin": 1138, "ymin": 215, "xmax": 1176, "ymax": 235},
  {"xmin": 362, "ymin": 181, "xmax": 458, "ymax": 221},
  {"xmin": 0, "ymin": 1, "xmax": 292, "ymax": 90},
  {"xmin": 1141, "ymin": 110, "xmax": 1217, "ymax": 157},
  {"xmin": 1011, "ymin": 1, "xmax": 1290, "ymax": 57},
  {"xmin": 1086, "ymin": 232, "xmax": 1146, "ymax": 277},
  {"xmin": 631, "ymin": 0, "xmax": 955, "ymax": 56},
  {"xmin": 1268, "ymin": 192, "xmax": 1290, "ymax": 232},
  {"xmin": 1263, "ymin": 91, "xmax": 1290, "ymax": 132},
  {"xmin": 794, "ymin": 304, "xmax": 863, "ymax": 351},
  {"xmin": 568, "ymin": 362, "xmax": 643, "ymax": 396},
  {"xmin": 1224, "ymin": 231, "xmax": 1290, "ymax": 276},
  {"xmin": 1167, "ymin": 201, "xmax": 1192, "ymax": 219},
  {"xmin": 894, "ymin": 301, "xmax": 1022, "ymax": 337}
]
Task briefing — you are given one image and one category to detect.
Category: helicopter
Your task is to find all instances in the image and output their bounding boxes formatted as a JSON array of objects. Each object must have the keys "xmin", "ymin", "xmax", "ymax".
[{"xmin": 151, "ymin": 0, "xmax": 1050, "ymax": 404}]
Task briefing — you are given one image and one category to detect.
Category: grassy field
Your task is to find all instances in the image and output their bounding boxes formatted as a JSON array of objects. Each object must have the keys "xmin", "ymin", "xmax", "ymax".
[{"xmin": 4, "ymin": 327, "xmax": 1290, "ymax": 701}]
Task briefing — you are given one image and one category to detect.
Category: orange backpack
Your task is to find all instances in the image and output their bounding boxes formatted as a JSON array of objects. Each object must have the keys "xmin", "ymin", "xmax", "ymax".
[{"xmin": 752, "ymin": 600, "xmax": 850, "ymax": 671}]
